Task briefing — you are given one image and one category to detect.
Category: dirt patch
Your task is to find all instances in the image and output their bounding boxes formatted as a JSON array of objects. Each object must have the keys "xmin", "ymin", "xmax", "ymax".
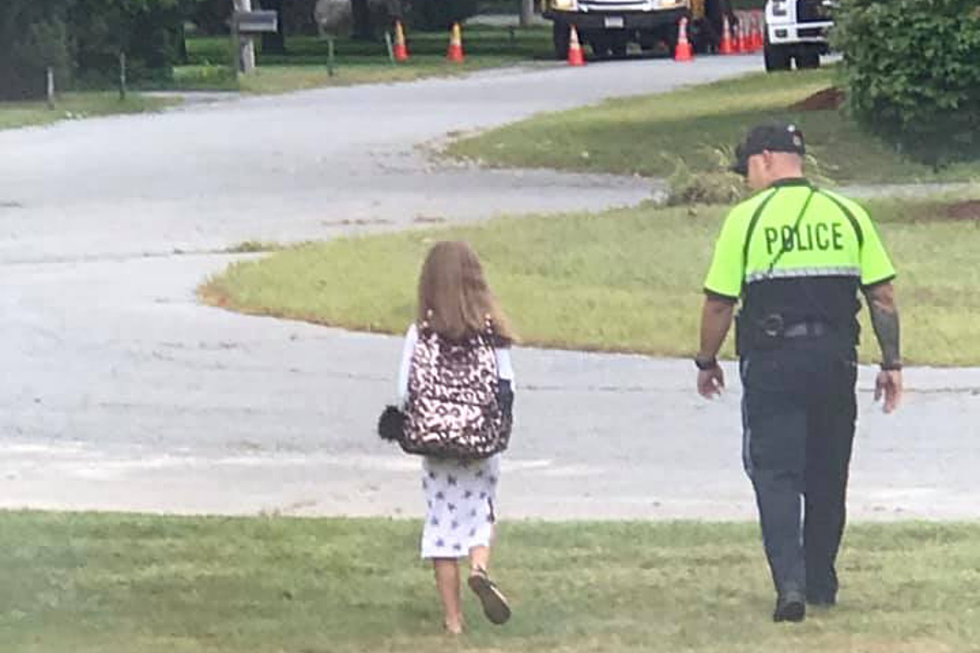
[
  {"xmin": 790, "ymin": 87, "xmax": 845, "ymax": 111},
  {"xmin": 945, "ymin": 200, "xmax": 980, "ymax": 221}
]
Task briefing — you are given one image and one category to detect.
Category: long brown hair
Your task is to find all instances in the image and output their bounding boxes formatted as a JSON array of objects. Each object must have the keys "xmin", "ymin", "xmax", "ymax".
[{"xmin": 416, "ymin": 241, "xmax": 515, "ymax": 345}]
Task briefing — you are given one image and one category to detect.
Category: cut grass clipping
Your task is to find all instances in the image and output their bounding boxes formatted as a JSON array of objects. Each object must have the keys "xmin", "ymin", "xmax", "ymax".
[
  {"xmin": 3, "ymin": 511, "xmax": 980, "ymax": 653},
  {"xmin": 201, "ymin": 195, "xmax": 980, "ymax": 367},
  {"xmin": 447, "ymin": 69, "xmax": 980, "ymax": 185}
]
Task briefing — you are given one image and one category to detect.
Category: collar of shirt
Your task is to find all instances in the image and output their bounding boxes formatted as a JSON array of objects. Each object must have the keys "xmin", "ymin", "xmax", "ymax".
[{"xmin": 769, "ymin": 177, "xmax": 812, "ymax": 189}]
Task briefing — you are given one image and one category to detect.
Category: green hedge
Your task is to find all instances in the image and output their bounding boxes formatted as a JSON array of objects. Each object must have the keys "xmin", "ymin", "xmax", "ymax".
[{"xmin": 834, "ymin": 0, "xmax": 980, "ymax": 166}]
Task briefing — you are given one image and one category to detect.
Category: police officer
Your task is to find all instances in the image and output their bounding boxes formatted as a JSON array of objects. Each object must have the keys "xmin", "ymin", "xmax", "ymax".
[{"xmin": 694, "ymin": 122, "xmax": 903, "ymax": 623}]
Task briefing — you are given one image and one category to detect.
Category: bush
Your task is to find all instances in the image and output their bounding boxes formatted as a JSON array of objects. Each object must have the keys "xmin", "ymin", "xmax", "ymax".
[
  {"xmin": 0, "ymin": 1, "xmax": 72, "ymax": 100},
  {"xmin": 407, "ymin": 0, "xmax": 478, "ymax": 31},
  {"xmin": 279, "ymin": 0, "xmax": 320, "ymax": 35},
  {"xmin": 1, "ymin": 0, "xmax": 195, "ymax": 96},
  {"xmin": 834, "ymin": 0, "xmax": 980, "ymax": 167},
  {"xmin": 665, "ymin": 160, "xmax": 745, "ymax": 206},
  {"xmin": 190, "ymin": 0, "xmax": 231, "ymax": 34},
  {"xmin": 70, "ymin": 0, "xmax": 191, "ymax": 85}
]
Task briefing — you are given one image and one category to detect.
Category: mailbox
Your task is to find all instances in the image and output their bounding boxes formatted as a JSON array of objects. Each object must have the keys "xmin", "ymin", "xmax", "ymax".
[{"xmin": 234, "ymin": 10, "xmax": 279, "ymax": 34}]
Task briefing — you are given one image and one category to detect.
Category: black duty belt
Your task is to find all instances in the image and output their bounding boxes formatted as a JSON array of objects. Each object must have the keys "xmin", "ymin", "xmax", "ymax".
[
  {"xmin": 737, "ymin": 315, "xmax": 840, "ymax": 355},
  {"xmin": 782, "ymin": 321, "xmax": 831, "ymax": 338}
]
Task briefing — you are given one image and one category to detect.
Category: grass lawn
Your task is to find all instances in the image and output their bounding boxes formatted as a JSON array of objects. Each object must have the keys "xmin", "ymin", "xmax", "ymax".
[
  {"xmin": 2, "ymin": 511, "xmax": 979, "ymax": 653},
  {"xmin": 447, "ymin": 69, "xmax": 980, "ymax": 185},
  {"xmin": 0, "ymin": 93, "xmax": 178, "ymax": 132},
  {"xmin": 201, "ymin": 195, "xmax": 980, "ymax": 367},
  {"xmin": 162, "ymin": 27, "xmax": 552, "ymax": 94}
]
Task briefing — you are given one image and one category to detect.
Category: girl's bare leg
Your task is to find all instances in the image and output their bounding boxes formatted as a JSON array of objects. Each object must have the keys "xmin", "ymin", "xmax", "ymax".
[
  {"xmin": 469, "ymin": 545, "xmax": 491, "ymax": 575},
  {"xmin": 433, "ymin": 558, "xmax": 463, "ymax": 633}
]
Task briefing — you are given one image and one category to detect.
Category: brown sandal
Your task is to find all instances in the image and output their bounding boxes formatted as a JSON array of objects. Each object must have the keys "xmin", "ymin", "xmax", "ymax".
[{"xmin": 468, "ymin": 568, "xmax": 511, "ymax": 625}]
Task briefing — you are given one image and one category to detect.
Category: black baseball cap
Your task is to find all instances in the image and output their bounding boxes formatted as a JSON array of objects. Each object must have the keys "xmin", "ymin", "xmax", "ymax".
[{"xmin": 730, "ymin": 122, "xmax": 806, "ymax": 175}]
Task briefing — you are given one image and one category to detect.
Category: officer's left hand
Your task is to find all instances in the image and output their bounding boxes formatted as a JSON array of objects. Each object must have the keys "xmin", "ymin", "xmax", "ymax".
[
  {"xmin": 875, "ymin": 369, "xmax": 903, "ymax": 414},
  {"xmin": 698, "ymin": 367, "xmax": 725, "ymax": 399}
]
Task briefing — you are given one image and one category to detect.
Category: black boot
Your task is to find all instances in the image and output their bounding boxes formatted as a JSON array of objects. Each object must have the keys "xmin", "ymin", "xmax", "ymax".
[
  {"xmin": 806, "ymin": 591, "xmax": 836, "ymax": 607},
  {"xmin": 773, "ymin": 591, "xmax": 806, "ymax": 623}
]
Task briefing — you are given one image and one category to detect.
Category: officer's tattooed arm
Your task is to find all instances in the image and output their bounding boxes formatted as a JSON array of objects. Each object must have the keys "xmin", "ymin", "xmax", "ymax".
[{"xmin": 864, "ymin": 282, "xmax": 901, "ymax": 368}]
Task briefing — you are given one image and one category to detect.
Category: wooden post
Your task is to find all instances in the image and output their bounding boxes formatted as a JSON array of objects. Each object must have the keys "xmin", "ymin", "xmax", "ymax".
[
  {"xmin": 327, "ymin": 37, "xmax": 335, "ymax": 77},
  {"xmin": 46, "ymin": 67, "xmax": 55, "ymax": 110},
  {"xmin": 119, "ymin": 52, "xmax": 127, "ymax": 101},
  {"xmin": 384, "ymin": 31, "xmax": 395, "ymax": 65}
]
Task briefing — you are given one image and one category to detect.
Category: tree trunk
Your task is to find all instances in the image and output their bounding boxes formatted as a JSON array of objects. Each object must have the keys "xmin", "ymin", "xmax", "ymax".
[
  {"xmin": 351, "ymin": 0, "xmax": 374, "ymax": 40},
  {"xmin": 175, "ymin": 21, "xmax": 189, "ymax": 63},
  {"xmin": 260, "ymin": 0, "xmax": 287, "ymax": 53},
  {"xmin": 520, "ymin": 0, "xmax": 534, "ymax": 27}
]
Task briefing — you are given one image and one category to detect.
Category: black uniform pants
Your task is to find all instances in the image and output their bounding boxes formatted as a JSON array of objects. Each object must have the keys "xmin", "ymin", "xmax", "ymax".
[{"xmin": 740, "ymin": 337, "xmax": 858, "ymax": 600}]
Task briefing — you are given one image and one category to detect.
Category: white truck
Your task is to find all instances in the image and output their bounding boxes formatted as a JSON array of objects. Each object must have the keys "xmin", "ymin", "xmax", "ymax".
[
  {"xmin": 764, "ymin": 0, "xmax": 834, "ymax": 71},
  {"xmin": 543, "ymin": 0, "xmax": 692, "ymax": 60}
]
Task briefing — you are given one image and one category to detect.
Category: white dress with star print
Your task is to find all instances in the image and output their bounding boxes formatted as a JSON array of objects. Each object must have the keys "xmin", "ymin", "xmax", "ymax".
[
  {"xmin": 396, "ymin": 324, "xmax": 514, "ymax": 559},
  {"xmin": 419, "ymin": 455, "xmax": 501, "ymax": 559}
]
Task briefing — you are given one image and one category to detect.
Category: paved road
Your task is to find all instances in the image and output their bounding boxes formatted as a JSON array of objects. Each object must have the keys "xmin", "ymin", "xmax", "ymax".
[
  {"xmin": 2, "ymin": 57, "xmax": 979, "ymax": 521},
  {"xmin": 1, "ymin": 59, "xmax": 767, "ymax": 263}
]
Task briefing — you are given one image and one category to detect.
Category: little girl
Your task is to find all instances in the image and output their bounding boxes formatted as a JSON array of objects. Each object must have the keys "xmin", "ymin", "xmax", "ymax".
[{"xmin": 396, "ymin": 241, "xmax": 515, "ymax": 634}]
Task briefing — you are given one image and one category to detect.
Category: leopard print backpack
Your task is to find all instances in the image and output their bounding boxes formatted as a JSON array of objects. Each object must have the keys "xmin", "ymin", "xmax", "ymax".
[{"xmin": 400, "ymin": 322, "xmax": 512, "ymax": 460}]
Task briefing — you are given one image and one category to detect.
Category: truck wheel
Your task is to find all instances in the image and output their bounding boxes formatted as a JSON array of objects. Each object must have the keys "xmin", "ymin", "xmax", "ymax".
[
  {"xmin": 662, "ymin": 27, "xmax": 679, "ymax": 58},
  {"xmin": 764, "ymin": 41, "xmax": 791, "ymax": 72},
  {"xmin": 588, "ymin": 33, "xmax": 612, "ymax": 59},
  {"xmin": 795, "ymin": 51, "xmax": 821, "ymax": 69},
  {"xmin": 611, "ymin": 43, "xmax": 628, "ymax": 59},
  {"xmin": 553, "ymin": 22, "xmax": 570, "ymax": 60},
  {"xmin": 591, "ymin": 43, "xmax": 611, "ymax": 58}
]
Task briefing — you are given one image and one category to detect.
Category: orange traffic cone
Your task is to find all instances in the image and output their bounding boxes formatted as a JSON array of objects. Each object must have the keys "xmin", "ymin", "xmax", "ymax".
[
  {"xmin": 738, "ymin": 18, "xmax": 750, "ymax": 53},
  {"xmin": 720, "ymin": 15, "xmax": 735, "ymax": 55},
  {"xmin": 567, "ymin": 25, "xmax": 585, "ymax": 66},
  {"xmin": 393, "ymin": 20, "xmax": 409, "ymax": 62},
  {"xmin": 446, "ymin": 22, "xmax": 464, "ymax": 63},
  {"xmin": 674, "ymin": 17, "xmax": 693, "ymax": 62}
]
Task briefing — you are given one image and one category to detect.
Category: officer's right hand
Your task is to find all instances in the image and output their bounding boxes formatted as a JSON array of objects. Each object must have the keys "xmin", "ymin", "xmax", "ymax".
[
  {"xmin": 698, "ymin": 367, "xmax": 726, "ymax": 399},
  {"xmin": 875, "ymin": 370, "xmax": 903, "ymax": 414}
]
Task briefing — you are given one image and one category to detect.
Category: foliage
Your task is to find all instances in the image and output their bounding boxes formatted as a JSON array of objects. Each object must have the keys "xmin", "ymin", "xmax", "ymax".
[
  {"xmin": 69, "ymin": 0, "xmax": 194, "ymax": 85},
  {"xmin": 407, "ymin": 0, "xmax": 479, "ymax": 31},
  {"xmin": 0, "ymin": 1, "xmax": 72, "ymax": 100},
  {"xmin": 192, "ymin": 1, "xmax": 322, "ymax": 37},
  {"xmin": 0, "ymin": 0, "xmax": 198, "ymax": 97},
  {"xmin": 834, "ymin": 0, "xmax": 980, "ymax": 167}
]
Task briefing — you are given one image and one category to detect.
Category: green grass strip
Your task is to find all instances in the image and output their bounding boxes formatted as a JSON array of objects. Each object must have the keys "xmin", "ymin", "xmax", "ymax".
[
  {"xmin": 0, "ymin": 93, "xmax": 177, "ymax": 131},
  {"xmin": 202, "ymin": 196, "xmax": 980, "ymax": 367},
  {"xmin": 2, "ymin": 511, "xmax": 979, "ymax": 652},
  {"xmin": 447, "ymin": 69, "xmax": 980, "ymax": 185}
]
